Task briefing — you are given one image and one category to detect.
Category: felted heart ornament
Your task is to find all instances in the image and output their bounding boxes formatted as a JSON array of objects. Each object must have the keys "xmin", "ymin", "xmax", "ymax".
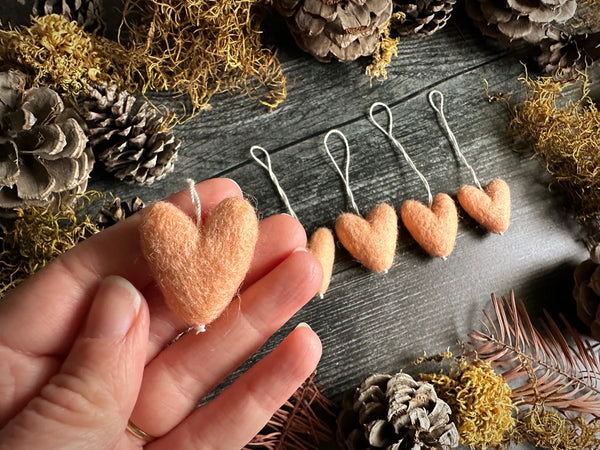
[
  {"xmin": 307, "ymin": 227, "xmax": 335, "ymax": 298},
  {"xmin": 335, "ymin": 203, "xmax": 398, "ymax": 273},
  {"xmin": 401, "ymin": 193, "xmax": 458, "ymax": 258},
  {"xmin": 140, "ymin": 197, "xmax": 259, "ymax": 332},
  {"xmin": 457, "ymin": 178, "xmax": 510, "ymax": 234}
]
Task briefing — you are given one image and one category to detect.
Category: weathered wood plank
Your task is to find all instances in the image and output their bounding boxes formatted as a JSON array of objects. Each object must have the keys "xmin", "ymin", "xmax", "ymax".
[{"xmin": 214, "ymin": 60, "xmax": 590, "ymax": 403}]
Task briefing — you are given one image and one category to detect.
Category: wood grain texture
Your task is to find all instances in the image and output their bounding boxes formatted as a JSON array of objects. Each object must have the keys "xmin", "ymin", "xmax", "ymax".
[{"xmin": 2, "ymin": 3, "xmax": 599, "ymax": 448}]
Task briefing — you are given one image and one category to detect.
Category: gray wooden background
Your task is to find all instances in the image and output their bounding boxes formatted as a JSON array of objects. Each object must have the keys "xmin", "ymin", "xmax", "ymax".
[{"xmin": 2, "ymin": 2, "xmax": 600, "ymax": 448}]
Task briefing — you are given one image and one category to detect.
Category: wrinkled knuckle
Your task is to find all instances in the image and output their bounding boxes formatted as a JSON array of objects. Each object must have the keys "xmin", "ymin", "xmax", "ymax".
[
  {"xmin": 242, "ymin": 373, "xmax": 279, "ymax": 412},
  {"xmin": 34, "ymin": 369, "xmax": 117, "ymax": 427}
]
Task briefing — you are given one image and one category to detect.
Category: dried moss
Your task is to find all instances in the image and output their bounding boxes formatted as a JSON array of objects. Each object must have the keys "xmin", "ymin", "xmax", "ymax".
[
  {"xmin": 0, "ymin": 4, "xmax": 285, "ymax": 113},
  {"xmin": 117, "ymin": 0, "xmax": 286, "ymax": 113},
  {"xmin": 421, "ymin": 359, "xmax": 515, "ymax": 449},
  {"xmin": 0, "ymin": 15, "xmax": 127, "ymax": 96},
  {"xmin": 0, "ymin": 200, "xmax": 100, "ymax": 298},
  {"xmin": 366, "ymin": 13, "xmax": 404, "ymax": 80},
  {"xmin": 510, "ymin": 73, "xmax": 600, "ymax": 235},
  {"xmin": 511, "ymin": 406, "xmax": 600, "ymax": 450}
]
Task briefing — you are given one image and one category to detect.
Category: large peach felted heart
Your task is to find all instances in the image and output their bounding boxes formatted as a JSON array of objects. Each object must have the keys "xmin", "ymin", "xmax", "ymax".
[
  {"xmin": 335, "ymin": 203, "xmax": 398, "ymax": 272},
  {"xmin": 401, "ymin": 193, "xmax": 458, "ymax": 258},
  {"xmin": 140, "ymin": 197, "xmax": 259, "ymax": 331},
  {"xmin": 307, "ymin": 227, "xmax": 335, "ymax": 298},
  {"xmin": 457, "ymin": 178, "xmax": 510, "ymax": 234}
]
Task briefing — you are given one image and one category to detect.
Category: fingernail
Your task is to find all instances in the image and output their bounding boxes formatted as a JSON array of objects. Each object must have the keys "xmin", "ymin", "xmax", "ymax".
[
  {"xmin": 83, "ymin": 276, "xmax": 141, "ymax": 339},
  {"xmin": 293, "ymin": 246, "xmax": 308, "ymax": 254},
  {"xmin": 227, "ymin": 178, "xmax": 243, "ymax": 195},
  {"xmin": 295, "ymin": 322, "xmax": 312, "ymax": 330}
]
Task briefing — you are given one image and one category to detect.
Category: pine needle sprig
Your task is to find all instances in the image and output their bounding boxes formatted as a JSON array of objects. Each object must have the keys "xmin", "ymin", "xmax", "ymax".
[
  {"xmin": 469, "ymin": 291, "xmax": 600, "ymax": 415},
  {"xmin": 245, "ymin": 372, "xmax": 336, "ymax": 449}
]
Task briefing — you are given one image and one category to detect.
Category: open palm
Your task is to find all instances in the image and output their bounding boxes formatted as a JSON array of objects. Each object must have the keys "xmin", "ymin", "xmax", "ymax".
[{"xmin": 0, "ymin": 178, "xmax": 323, "ymax": 449}]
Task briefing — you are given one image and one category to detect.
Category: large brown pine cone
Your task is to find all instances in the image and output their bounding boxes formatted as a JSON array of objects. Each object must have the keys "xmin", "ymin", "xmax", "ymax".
[
  {"xmin": 337, "ymin": 372, "xmax": 458, "ymax": 449},
  {"xmin": 573, "ymin": 247, "xmax": 600, "ymax": 341},
  {"xmin": 393, "ymin": 0, "xmax": 456, "ymax": 37},
  {"xmin": 465, "ymin": 0, "xmax": 575, "ymax": 46},
  {"xmin": 274, "ymin": 0, "xmax": 393, "ymax": 62},
  {"xmin": 82, "ymin": 85, "xmax": 180, "ymax": 185},
  {"xmin": 465, "ymin": 0, "xmax": 600, "ymax": 74},
  {"xmin": 16, "ymin": 0, "xmax": 104, "ymax": 31},
  {"xmin": 0, "ymin": 70, "xmax": 92, "ymax": 213}
]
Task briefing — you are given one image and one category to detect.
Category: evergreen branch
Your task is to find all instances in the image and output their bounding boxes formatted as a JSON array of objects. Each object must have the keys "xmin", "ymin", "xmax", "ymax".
[
  {"xmin": 245, "ymin": 372, "xmax": 336, "ymax": 449},
  {"xmin": 468, "ymin": 291, "xmax": 600, "ymax": 415}
]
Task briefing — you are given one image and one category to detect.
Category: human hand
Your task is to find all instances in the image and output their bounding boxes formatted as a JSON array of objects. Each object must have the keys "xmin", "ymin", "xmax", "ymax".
[{"xmin": 0, "ymin": 178, "xmax": 323, "ymax": 449}]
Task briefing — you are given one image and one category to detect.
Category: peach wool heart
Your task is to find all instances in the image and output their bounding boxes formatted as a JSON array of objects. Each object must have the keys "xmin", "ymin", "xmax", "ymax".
[
  {"xmin": 457, "ymin": 178, "xmax": 510, "ymax": 234},
  {"xmin": 307, "ymin": 227, "xmax": 335, "ymax": 298},
  {"xmin": 401, "ymin": 193, "xmax": 458, "ymax": 259},
  {"xmin": 140, "ymin": 197, "xmax": 259, "ymax": 332},
  {"xmin": 335, "ymin": 203, "xmax": 398, "ymax": 273}
]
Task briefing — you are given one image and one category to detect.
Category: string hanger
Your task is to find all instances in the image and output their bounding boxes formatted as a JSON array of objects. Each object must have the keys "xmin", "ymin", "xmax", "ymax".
[
  {"xmin": 369, "ymin": 102, "xmax": 434, "ymax": 207},
  {"xmin": 427, "ymin": 89, "xmax": 511, "ymax": 235},
  {"xmin": 186, "ymin": 178, "xmax": 202, "ymax": 226},
  {"xmin": 250, "ymin": 144, "xmax": 336, "ymax": 298},
  {"xmin": 324, "ymin": 129, "xmax": 399, "ymax": 273},
  {"xmin": 250, "ymin": 146, "xmax": 298, "ymax": 220},
  {"xmin": 323, "ymin": 129, "xmax": 361, "ymax": 216},
  {"xmin": 428, "ymin": 90, "xmax": 483, "ymax": 190}
]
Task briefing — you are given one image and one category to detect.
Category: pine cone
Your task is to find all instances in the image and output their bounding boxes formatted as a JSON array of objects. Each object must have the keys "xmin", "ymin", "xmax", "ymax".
[
  {"xmin": 537, "ymin": 32, "xmax": 600, "ymax": 76},
  {"xmin": 28, "ymin": 0, "xmax": 104, "ymax": 31},
  {"xmin": 392, "ymin": 0, "xmax": 456, "ymax": 37},
  {"xmin": 573, "ymin": 247, "xmax": 600, "ymax": 341},
  {"xmin": 337, "ymin": 372, "xmax": 459, "ymax": 449},
  {"xmin": 556, "ymin": 1, "xmax": 600, "ymax": 37},
  {"xmin": 0, "ymin": 70, "xmax": 92, "ymax": 213},
  {"xmin": 465, "ymin": 0, "xmax": 575, "ymax": 45},
  {"xmin": 82, "ymin": 85, "xmax": 180, "ymax": 185},
  {"xmin": 97, "ymin": 196, "xmax": 145, "ymax": 228},
  {"xmin": 274, "ymin": 0, "xmax": 394, "ymax": 62}
]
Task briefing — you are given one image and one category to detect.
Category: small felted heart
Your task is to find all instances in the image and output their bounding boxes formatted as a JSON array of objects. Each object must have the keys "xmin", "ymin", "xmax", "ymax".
[
  {"xmin": 140, "ymin": 197, "xmax": 259, "ymax": 331},
  {"xmin": 401, "ymin": 193, "xmax": 458, "ymax": 258},
  {"xmin": 307, "ymin": 227, "xmax": 335, "ymax": 298},
  {"xmin": 335, "ymin": 203, "xmax": 398, "ymax": 272},
  {"xmin": 457, "ymin": 178, "xmax": 510, "ymax": 234}
]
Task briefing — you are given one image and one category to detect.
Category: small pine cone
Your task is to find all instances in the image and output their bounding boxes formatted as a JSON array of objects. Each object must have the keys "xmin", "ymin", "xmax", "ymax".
[
  {"xmin": 0, "ymin": 70, "xmax": 92, "ymax": 213},
  {"xmin": 573, "ymin": 247, "xmax": 600, "ymax": 341},
  {"xmin": 337, "ymin": 372, "xmax": 458, "ymax": 449},
  {"xmin": 82, "ymin": 85, "xmax": 180, "ymax": 185},
  {"xmin": 97, "ymin": 196, "xmax": 145, "ymax": 228},
  {"xmin": 273, "ymin": 0, "xmax": 393, "ymax": 62},
  {"xmin": 392, "ymin": 0, "xmax": 456, "ymax": 37},
  {"xmin": 21, "ymin": 0, "xmax": 105, "ymax": 31},
  {"xmin": 537, "ymin": 33, "xmax": 600, "ymax": 76}
]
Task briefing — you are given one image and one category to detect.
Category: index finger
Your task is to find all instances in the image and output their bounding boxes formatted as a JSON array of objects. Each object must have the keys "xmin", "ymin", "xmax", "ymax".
[{"xmin": 0, "ymin": 178, "xmax": 242, "ymax": 356}]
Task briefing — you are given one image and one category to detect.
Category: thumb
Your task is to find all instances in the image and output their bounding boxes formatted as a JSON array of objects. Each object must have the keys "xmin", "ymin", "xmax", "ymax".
[{"xmin": 0, "ymin": 276, "xmax": 149, "ymax": 450}]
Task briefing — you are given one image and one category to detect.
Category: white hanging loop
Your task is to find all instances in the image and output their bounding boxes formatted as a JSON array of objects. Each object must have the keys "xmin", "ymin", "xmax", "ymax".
[
  {"xmin": 250, "ymin": 146, "xmax": 298, "ymax": 220},
  {"xmin": 369, "ymin": 102, "xmax": 434, "ymax": 207},
  {"xmin": 323, "ymin": 129, "xmax": 361, "ymax": 216},
  {"xmin": 428, "ymin": 90, "xmax": 483, "ymax": 190},
  {"xmin": 186, "ymin": 178, "xmax": 202, "ymax": 226}
]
